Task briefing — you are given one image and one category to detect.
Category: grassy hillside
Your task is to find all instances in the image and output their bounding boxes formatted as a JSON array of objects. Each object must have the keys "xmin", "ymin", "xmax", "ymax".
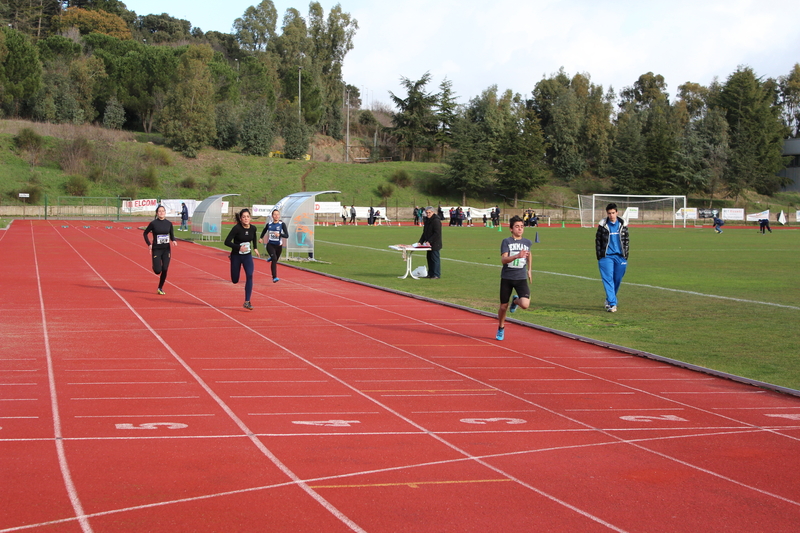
[{"xmin": 2, "ymin": 119, "xmax": 798, "ymax": 217}]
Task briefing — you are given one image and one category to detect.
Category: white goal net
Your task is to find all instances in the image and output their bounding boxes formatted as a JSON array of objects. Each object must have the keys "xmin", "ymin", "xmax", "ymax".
[{"xmin": 578, "ymin": 194, "xmax": 687, "ymax": 228}]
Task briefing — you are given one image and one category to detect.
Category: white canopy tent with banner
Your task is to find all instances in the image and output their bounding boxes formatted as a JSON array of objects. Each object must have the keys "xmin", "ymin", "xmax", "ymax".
[
  {"xmin": 273, "ymin": 191, "xmax": 340, "ymax": 259},
  {"xmin": 192, "ymin": 194, "xmax": 239, "ymax": 241}
]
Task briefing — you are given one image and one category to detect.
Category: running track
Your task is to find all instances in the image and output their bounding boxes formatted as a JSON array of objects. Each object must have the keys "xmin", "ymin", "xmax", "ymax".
[{"xmin": 2, "ymin": 220, "xmax": 799, "ymax": 532}]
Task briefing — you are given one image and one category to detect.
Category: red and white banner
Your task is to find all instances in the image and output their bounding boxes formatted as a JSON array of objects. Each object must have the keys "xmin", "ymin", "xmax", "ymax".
[
  {"xmin": 121, "ymin": 198, "xmax": 159, "ymax": 213},
  {"xmin": 746, "ymin": 209, "xmax": 769, "ymax": 222}
]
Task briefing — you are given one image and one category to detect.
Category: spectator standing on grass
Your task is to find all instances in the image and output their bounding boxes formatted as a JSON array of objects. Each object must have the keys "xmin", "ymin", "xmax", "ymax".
[
  {"xmin": 418, "ymin": 206, "xmax": 442, "ymax": 279},
  {"xmin": 496, "ymin": 216, "xmax": 532, "ymax": 341},
  {"xmin": 413, "ymin": 206, "xmax": 420, "ymax": 226},
  {"xmin": 180, "ymin": 202, "xmax": 189, "ymax": 231},
  {"xmin": 225, "ymin": 208, "xmax": 260, "ymax": 310},
  {"xmin": 595, "ymin": 203, "xmax": 629, "ymax": 313},
  {"xmin": 341, "ymin": 205, "xmax": 348, "ymax": 226},
  {"xmin": 350, "ymin": 205, "xmax": 356, "ymax": 225},
  {"xmin": 259, "ymin": 209, "xmax": 288, "ymax": 283},
  {"xmin": 143, "ymin": 205, "xmax": 177, "ymax": 295},
  {"xmin": 713, "ymin": 215, "xmax": 725, "ymax": 233}
]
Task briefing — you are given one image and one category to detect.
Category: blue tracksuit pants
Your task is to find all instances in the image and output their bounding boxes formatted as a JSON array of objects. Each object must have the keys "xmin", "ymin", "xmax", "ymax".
[{"xmin": 598, "ymin": 254, "xmax": 627, "ymax": 306}]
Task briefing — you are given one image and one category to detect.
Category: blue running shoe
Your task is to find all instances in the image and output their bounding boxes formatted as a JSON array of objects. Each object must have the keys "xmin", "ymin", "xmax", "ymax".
[
  {"xmin": 509, "ymin": 297, "xmax": 518, "ymax": 313},
  {"xmin": 496, "ymin": 328, "xmax": 505, "ymax": 341},
  {"xmin": 273, "ymin": 277, "xmax": 279, "ymax": 283}
]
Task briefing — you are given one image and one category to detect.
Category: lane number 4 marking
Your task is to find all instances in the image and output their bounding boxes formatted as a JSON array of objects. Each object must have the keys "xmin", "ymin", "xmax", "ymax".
[{"xmin": 115, "ymin": 422, "xmax": 189, "ymax": 430}]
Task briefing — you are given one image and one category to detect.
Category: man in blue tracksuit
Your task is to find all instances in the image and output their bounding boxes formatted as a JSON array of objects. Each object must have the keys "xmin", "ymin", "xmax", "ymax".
[{"xmin": 595, "ymin": 203, "xmax": 629, "ymax": 313}]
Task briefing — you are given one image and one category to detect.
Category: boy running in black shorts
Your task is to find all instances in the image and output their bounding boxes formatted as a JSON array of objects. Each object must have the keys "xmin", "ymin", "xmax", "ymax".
[{"xmin": 496, "ymin": 215, "xmax": 532, "ymax": 341}]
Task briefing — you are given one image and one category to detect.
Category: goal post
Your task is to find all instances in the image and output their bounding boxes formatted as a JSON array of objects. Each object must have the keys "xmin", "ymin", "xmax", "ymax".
[{"xmin": 578, "ymin": 194, "xmax": 687, "ymax": 228}]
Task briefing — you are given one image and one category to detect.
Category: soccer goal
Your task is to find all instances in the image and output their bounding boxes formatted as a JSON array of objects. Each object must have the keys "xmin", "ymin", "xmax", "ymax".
[{"xmin": 578, "ymin": 194, "xmax": 687, "ymax": 228}]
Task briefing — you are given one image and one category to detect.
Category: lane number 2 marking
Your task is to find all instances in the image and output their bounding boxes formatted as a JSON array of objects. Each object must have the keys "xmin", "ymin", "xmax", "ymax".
[{"xmin": 619, "ymin": 415, "xmax": 687, "ymax": 422}]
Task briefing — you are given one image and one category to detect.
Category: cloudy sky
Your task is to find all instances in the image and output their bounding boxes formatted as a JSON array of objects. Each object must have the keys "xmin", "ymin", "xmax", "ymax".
[{"xmin": 126, "ymin": 0, "xmax": 800, "ymax": 107}]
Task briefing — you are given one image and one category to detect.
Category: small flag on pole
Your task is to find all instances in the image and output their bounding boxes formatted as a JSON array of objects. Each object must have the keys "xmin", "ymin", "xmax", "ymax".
[
  {"xmin": 534, "ymin": 232, "xmax": 539, "ymax": 244},
  {"xmin": 778, "ymin": 210, "xmax": 787, "ymax": 225}
]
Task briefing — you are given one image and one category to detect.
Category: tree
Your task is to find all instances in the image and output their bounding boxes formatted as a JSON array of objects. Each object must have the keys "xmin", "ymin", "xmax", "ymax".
[
  {"xmin": 389, "ymin": 72, "xmax": 438, "ymax": 161},
  {"xmin": 158, "ymin": 45, "xmax": 216, "ymax": 158},
  {"xmin": 233, "ymin": 0, "xmax": 278, "ymax": 52},
  {"xmin": 620, "ymin": 72, "xmax": 669, "ymax": 111},
  {"xmin": 550, "ymin": 89, "xmax": 585, "ymax": 180},
  {"xmin": 240, "ymin": 99, "xmax": 275, "ymax": 155},
  {"xmin": 133, "ymin": 13, "xmax": 192, "ymax": 43},
  {"xmin": 435, "ymin": 77, "xmax": 458, "ymax": 158},
  {"xmin": 496, "ymin": 100, "xmax": 548, "ymax": 205},
  {"xmin": 446, "ymin": 116, "xmax": 491, "ymax": 205},
  {"xmin": 610, "ymin": 105, "xmax": 646, "ymax": 193},
  {"xmin": 779, "ymin": 63, "xmax": 800, "ymax": 137},
  {"xmin": 0, "ymin": 27, "xmax": 42, "ymax": 116},
  {"xmin": 282, "ymin": 119, "xmax": 310, "ymax": 159},
  {"xmin": 103, "ymin": 95, "xmax": 125, "ymax": 129},
  {"xmin": 56, "ymin": 7, "xmax": 132, "ymax": 40},
  {"xmin": 715, "ymin": 67, "xmax": 790, "ymax": 196}
]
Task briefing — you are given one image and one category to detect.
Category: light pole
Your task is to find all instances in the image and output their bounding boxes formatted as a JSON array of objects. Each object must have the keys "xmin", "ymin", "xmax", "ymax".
[
  {"xmin": 298, "ymin": 66, "xmax": 302, "ymax": 122},
  {"xmin": 346, "ymin": 90, "xmax": 351, "ymax": 162}
]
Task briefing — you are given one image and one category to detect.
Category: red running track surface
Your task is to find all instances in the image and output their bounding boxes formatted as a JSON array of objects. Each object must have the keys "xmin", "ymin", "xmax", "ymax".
[{"xmin": 1, "ymin": 220, "xmax": 799, "ymax": 532}]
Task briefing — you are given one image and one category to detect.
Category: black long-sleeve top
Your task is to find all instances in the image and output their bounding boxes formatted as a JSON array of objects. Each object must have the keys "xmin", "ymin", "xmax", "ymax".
[
  {"xmin": 143, "ymin": 218, "xmax": 175, "ymax": 250},
  {"xmin": 418, "ymin": 215, "xmax": 442, "ymax": 251},
  {"xmin": 224, "ymin": 223, "xmax": 258, "ymax": 255}
]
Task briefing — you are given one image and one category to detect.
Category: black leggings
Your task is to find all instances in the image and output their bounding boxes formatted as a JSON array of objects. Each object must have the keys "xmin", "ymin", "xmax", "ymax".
[
  {"xmin": 266, "ymin": 242, "xmax": 282, "ymax": 278},
  {"xmin": 151, "ymin": 248, "xmax": 171, "ymax": 288}
]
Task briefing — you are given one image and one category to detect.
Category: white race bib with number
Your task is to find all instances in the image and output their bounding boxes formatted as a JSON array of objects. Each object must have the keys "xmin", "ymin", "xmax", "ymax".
[
  {"xmin": 239, "ymin": 242, "xmax": 251, "ymax": 254},
  {"xmin": 156, "ymin": 234, "xmax": 170, "ymax": 245}
]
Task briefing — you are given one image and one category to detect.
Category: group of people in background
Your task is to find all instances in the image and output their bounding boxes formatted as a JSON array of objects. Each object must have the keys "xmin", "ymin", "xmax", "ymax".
[
  {"xmin": 445, "ymin": 206, "xmax": 473, "ymax": 226},
  {"xmin": 522, "ymin": 209, "xmax": 539, "ymax": 227}
]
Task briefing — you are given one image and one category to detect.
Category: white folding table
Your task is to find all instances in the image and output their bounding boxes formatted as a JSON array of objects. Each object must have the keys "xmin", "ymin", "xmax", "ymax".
[{"xmin": 389, "ymin": 244, "xmax": 431, "ymax": 279}]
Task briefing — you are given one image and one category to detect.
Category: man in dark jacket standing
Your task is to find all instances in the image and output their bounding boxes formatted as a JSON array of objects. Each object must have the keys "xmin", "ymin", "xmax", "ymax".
[
  {"xmin": 418, "ymin": 206, "xmax": 442, "ymax": 279},
  {"xmin": 595, "ymin": 203, "xmax": 629, "ymax": 313}
]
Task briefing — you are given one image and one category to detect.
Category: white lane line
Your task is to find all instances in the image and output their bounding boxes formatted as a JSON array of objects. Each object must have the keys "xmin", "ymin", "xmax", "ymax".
[
  {"xmin": 354, "ymin": 379, "xmax": 464, "ymax": 383},
  {"xmin": 249, "ymin": 412, "xmax": 381, "ymax": 416},
  {"xmin": 524, "ymin": 392, "xmax": 636, "ymax": 395},
  {"xmin": 488, "ymin": 379, "xmax": 592, "ymax": 382},
  {"xmin": 619, "ymin": 378, "xmax": 715, "ymax": 381},
  {"xmin": 0, "ymin": 398, "xmax": 38, "ymax": 401},
  {"xmin": 70, "ymin": 396, "xmax": 200, "ymax": 400},
  {"xmin": 565, "ymin": 408, "xmax": 685, "ymax": 412},
  {"xmin": 67, "ymin": 382, "xmax": 189, "ymax": 385},
  {"xmin": 231, "ymin": 395, "xmax": 351, "ymax": 399},
  {"xmin": 202, "ymin": 368, "xmax": 308, "ymax": 371},
  {"xmin": 712, "ymin": 407, "xmax": 800, "ymax": 410},
  {"xmin": 64, "ymin": 369, "xmax": 177, "ymax": 372},
  {"xmin": 75, "ymin": 414, "xmax": 215, "ymax": 418},
  {"xmin": 216, "ymin": 380, "xmax": 328, "ymax": 384},
  {"xmin": 32, "ymin": 225, "xmax": 93, "ymax": 533},
  {"xmin": 0, "ymin": 383, "xmax": 37, "ymax": 386},
  {"xmin": 660, "ymin": 391, "xmax": 766, "ymax": 395}
]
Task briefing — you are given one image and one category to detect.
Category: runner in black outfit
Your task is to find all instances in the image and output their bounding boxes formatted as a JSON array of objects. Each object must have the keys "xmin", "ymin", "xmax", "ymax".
[
  {"xmin": 258, "ymin": 209, "xmax": 289, "ymax": 283},
  {"xmin": 143, "ymin": 205, "xmax": 177, "ymax": 295},
  {"xmin": 224, "ymin": 208, "xmax": 260, "ymax": 310}
]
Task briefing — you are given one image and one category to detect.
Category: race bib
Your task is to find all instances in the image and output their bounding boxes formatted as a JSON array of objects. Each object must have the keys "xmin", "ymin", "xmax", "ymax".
[
  {"xmin": 269, "ymin": 231, "xmax": 280, "ymax": 241},
  {"xmin": 156, "ymin": 234, "xmax": 170, "ymax": 245},
  {"xmin": 239, "ymin": 242, "xmax": 251, "ymax": 254},
  {"xmin": 510, "ymin": 255, "xmax": 527, "ymax": 269}
]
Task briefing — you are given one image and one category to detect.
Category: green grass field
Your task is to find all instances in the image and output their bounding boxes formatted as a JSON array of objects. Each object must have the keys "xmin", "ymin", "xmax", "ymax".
[{"xmin": 212, "ymin": 223, "xmax": 799, "ymax": 390}]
